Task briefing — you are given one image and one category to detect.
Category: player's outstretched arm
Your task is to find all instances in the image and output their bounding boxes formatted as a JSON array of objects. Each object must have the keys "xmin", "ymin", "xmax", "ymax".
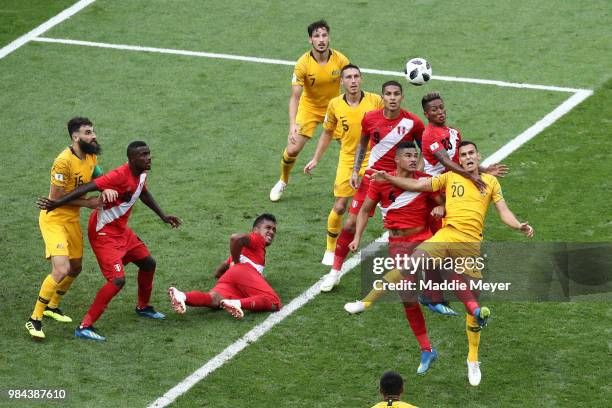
[
  {"xmin": 349, "ymin": 197, "xmax": 376, "ymax": 251},
  {"xmin": 229, "ymin": 233, "xmax": 251, "ymax": 264},
  {"xmin": 304, "ymin": 129, "xmax": 333, "ymax": 175},
  {"xmin": 434, "ymin": 150, "xmax": 487, "ymax": 191},
  {"xmin": 371, "ymin": 171, "xmax": 433, "ymax": 192},
  {"xmin": 37, "ymin": 181, "xmax": 100, "ymax": 212},
  {"xmin": 139, "ymin": 190, "xmax": 181, "ymax": 228},
  {"xmin": 480, "ymin": 163, "xmax": 509, "ymax": 177},
  {"xmin": 494, "ymin": 200, "xmax": 534, "ymax": 238}
]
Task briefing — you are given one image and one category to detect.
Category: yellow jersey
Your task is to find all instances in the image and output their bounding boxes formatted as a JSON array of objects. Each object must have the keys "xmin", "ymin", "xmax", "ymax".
[
  {"xmin": 40, "ymin": 146, "xmax": 97, "ymax": 224},
  {"xmin": 371, "ymin": 400, "xmax": 418, "ymax": 408},
  {"xmin": 323, "ymin": 91, "xmax": 383, "ymax": 167},
  {"xmin": 291, "ymin": 49, "xmax": 349, "ymax": 115},
  {"xmin": 431, "ymin": 171, "xmax": 504, "ymax": 240}
]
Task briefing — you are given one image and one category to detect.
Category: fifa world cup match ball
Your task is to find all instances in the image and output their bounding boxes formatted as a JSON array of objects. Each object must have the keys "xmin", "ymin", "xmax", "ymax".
[{"xmin": 404, "ymin": 58, "xmax": 432, "ymax": 86}]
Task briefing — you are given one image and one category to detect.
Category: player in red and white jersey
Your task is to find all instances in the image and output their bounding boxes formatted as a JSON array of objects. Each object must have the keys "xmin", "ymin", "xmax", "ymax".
[
  {"xmin": 320, "ymin": 80, "xmax": 425, "ymax": 292},
  {"xmin": 168, "ymin": 214, "xmax": 281, "ymax": 320},
  {"xmin": 345, "ymin": 142, "xmax": 444, "ymax": 375},
  {"xmin": 37, "ymin": 141, "xmax": 181, "ymax": 341},
  {"xmin": 421, "ymin": 91, "xmax": 507, "ymax": 183}
]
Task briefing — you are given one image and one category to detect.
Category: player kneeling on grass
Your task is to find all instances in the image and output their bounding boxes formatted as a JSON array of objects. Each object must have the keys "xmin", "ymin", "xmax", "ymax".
[
  {"xmin": 369, "ymin": 140, "xmax": 534, "ymax": 386},
  {"xmin": 168, "ymin": 214, "xmax": 281, "ymax": 320}
]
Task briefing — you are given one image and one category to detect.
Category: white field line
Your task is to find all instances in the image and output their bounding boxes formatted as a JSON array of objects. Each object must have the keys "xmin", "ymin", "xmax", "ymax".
[
  {"xmin": 0, "ymin": 0, "xmax": 96, "ymax": 61},
  {"xmin": 32, "ymin": 36, "xmax": 590, "ymax": 94}
]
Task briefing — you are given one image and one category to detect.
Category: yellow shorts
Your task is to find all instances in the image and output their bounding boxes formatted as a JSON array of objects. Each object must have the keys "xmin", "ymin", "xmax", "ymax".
[
  {"xmin": 296, "ymin": 108, "xmax": 324, "ymax": 138},
  {"xmin": 39, "ymin": 217, "xmax": 83, "ymax": 259},
  {"xmin": 334, "ymin": 162, "xmax": 366, "ymax": 197},
  {"xmin": 417, "ymin": 225, "xmax": 483, "ymax": 278}
]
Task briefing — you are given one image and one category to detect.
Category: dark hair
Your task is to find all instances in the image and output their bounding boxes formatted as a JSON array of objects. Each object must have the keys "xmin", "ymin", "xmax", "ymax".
[
  {"xmin": 380, "ymin": 371, "xmax": 403, "ymax": 396},
  {"xmin": 253, "ymin": 213, "xmax": 276, "ymax": 228},
  {"xmin": 67, "ymin": 117, "xmax": 92, "ymax": 138},
  {"xmin": 459, "ymin": 140, "xmax": 478, "ymax": 151},
  {"xmin": 307, "ymin": 20, "xmax": 330, "ymax": 36},
  {"xmin": 382, "ymin": 80, "xmax": 403, "ymax": 94},
  {"xmin": 127, "ymin": 141, "xmax": 148, "ymax": 158},
  {"xmin": 341, "ymin": 63, "xmax": 360, "ymax": 77},
  {"xmin": 421, "ymin": 91, "xmax": 442, "ymax": 110},
  {"xmin": 396, "ymin": 141, "xmax": 418, "ymax": 155}
]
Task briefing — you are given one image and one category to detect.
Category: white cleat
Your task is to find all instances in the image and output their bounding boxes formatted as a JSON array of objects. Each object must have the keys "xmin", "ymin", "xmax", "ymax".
[
  {"xmin": 320, "ymin": 269, "xmax": 341, "ymax": 292},
  {"xmin": 269, "ymin": 180, "xmax": 287, "ymax": 202},
  {"xmin": 221, "ymin": 299, "xmax": 244, "ymax": 320},
  {"xmin": 321, "ymin": 251, "xmax": 334, "ymax": 266},
  {"xmin": 168, "ymin": 287, "xmax": 187, "ymax": 314},
  {"xmin": 344, "ymin": 300, "xmax": 366, "ymax": 314},
  {"xmin": 467, "ymin": 360, "xmax": 482, "ymax": 386}
]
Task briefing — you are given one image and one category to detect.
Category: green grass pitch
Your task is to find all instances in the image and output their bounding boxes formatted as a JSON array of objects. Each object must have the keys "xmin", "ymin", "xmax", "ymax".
[{"xmin": 0, "ymin": 1, "xmax": 610, "ymax": 407}]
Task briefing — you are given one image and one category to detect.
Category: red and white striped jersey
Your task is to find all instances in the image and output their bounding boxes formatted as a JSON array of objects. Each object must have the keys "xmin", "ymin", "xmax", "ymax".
[
  {"xmin": 91, "ymin": 163, "xmax": 147, "ymax": 234},
  {"xmin": 361, "ymin": 108, "xmax": 424, "ymax": 173},
  {"xmin": 226, "ymin": 232, "xmax": 267, "ymax": 275},
  {"xmin": 421, "ymin": 123, "xmax": 461, "ymax": 176},
  {"xmin": 367, "ymin": 170, "xmax": 436, "ymax": 230}
]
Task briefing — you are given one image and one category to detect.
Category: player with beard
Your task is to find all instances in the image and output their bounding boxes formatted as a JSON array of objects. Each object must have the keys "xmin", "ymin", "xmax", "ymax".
[
  {"xmin": 168, "ymin": 214, "xmax": 280, "ymax": 320},
  {"xmin": 37, "ymin": 141, "xmax": 181, "ymax": 341},
  {"xmin": 26, "ymin": 117, "xmax": 112, "ymax": 339}
]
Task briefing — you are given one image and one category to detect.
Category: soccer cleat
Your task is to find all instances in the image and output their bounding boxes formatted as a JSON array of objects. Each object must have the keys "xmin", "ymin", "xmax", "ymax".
[
  {"xmin": 417, "ymin": 348, "xmax": 438, "ymax": 375},
  {"xmin": 43, "ymin": 307, "xmax": 73, "ymax": 323},
  {"xmin": 320, "ymin": 269, "xmax": 341, "ymax": 292},
  {"xmin": 344, "ymin": 300, "xmax": 366, "ymax": 314},
  {"xmin": 75, "ymin": 326, "xmax": 106, "ymax": 341},
  {"xmin": 467, "ymin": 360, "xmax": 482, "ymax": 386},
  {"xmin": 321, "ymin": 250, "xmax": 335, "ymax": 266},
  {"xmin": 220, "ymin": 299, "xmax": 244, "ymax": 320},
  {"xmin": 474, "ymin": 306, "xmax": 491, "ymax": 327},
  {"xmin": 269, "ymin": 180, "xmax": 287, "ymax": 202},
  {"xmin": 25, "ymin": 318, "xmax": 45, "ymax": 340},
  {"xmin": 168, "ymin": 287, "xmax": 187, "ymax": 314},
  {"xmin": 135, "ymin": 306, "xmax": 166, "ymax": 320},
  {"xmin": 418, "ymin": 294, "xmax": 458, "ymax": 316}
]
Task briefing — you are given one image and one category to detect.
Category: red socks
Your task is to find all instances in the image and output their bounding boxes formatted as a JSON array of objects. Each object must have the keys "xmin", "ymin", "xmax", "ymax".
[
  {"xmin": 137, "ymin": 269, "xmax": 155, "ymax": 309},
  {"xmin": 81, "ymin": 281, "xmax": 122, "ymax": 328},
  {"xmin": 333, "ymin": 228, "xmax": 355, "ymax": 270},
  {"xmin": 185, "ymin": 291, "xmax": 213, "ymax": 307},
  {"xmin": 403, "ymin": 304, "xmax": 431, "ymax": 352},
  {"xmin": 240, "ymin": 295, "xmax": 275, "ymax": 312}
]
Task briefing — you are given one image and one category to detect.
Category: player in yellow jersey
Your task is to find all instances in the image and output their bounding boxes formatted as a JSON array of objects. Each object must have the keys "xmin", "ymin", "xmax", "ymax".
[
  {"xmin": 269, "ymin": 19, "xmax": 349, "ymax": 202},
  {"xmin": 371, "ymin": 371, "xmax": 418, "ymax": 408},
  {"xmin": 370, "ymin": 140, "xmax": 533, "ymax": 385},
  {"xmin": 26, "ymin": 117, "xmax": 113, "ymax": 340},
  {"xmin": 303, "ymin": 64, "xmax": 383, "ymax": 265}
]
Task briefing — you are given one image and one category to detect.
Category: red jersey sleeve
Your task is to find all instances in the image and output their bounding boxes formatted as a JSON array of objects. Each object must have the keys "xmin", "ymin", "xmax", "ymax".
[
  {"xmin": 366, "ymin": 179, "xmax": 383, "ymax": 203},
  {"xmin": 248, "ymin": 232, "xmax": 266, "ymax": 250},
  {"xmin": 412, "ymin": 115, "xmax": 425, "ymax": 147},
  {"xmin": 93, "ymin": 166, "xmax": 122, "ymax": 191}
]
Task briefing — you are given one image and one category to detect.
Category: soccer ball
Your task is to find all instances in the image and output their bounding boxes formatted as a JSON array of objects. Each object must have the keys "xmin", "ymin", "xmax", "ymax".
[{"xmin": 404, "ymin": 58, "xmax": 432, "ymax": 86}]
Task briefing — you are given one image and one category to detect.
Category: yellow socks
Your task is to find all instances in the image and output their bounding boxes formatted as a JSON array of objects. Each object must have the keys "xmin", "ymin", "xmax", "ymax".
[
  {"xmin": 48, "ymin": 275, "xmax": 76, "ymax": 309},
  {"xmin": 31, "ymin": 274, "xmax": 58, "ymax": 320},
  {"xmin": 361, "ymin": 268, "xmax": 403, "ymax": 306},
  {"xmin": 466, "ymin": 313, "xmax": 481, "ymax": 362},
  {"xmin": 280, "ymin": 148, "xmax": 297, "ymax": 183},
  {"xmin": 326, "ymin": 209, "xmax": 343, "ymax": 251}
]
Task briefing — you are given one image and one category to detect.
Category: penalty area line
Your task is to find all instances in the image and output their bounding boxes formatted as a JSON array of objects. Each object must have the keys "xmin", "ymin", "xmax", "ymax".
[
  {"xmin": 0, "ymin": 0, "xmax": 96, "ymax": 60},
  {"xmin": 32, "ymin": 36, "xmax": 590, "ymax": 94}
]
